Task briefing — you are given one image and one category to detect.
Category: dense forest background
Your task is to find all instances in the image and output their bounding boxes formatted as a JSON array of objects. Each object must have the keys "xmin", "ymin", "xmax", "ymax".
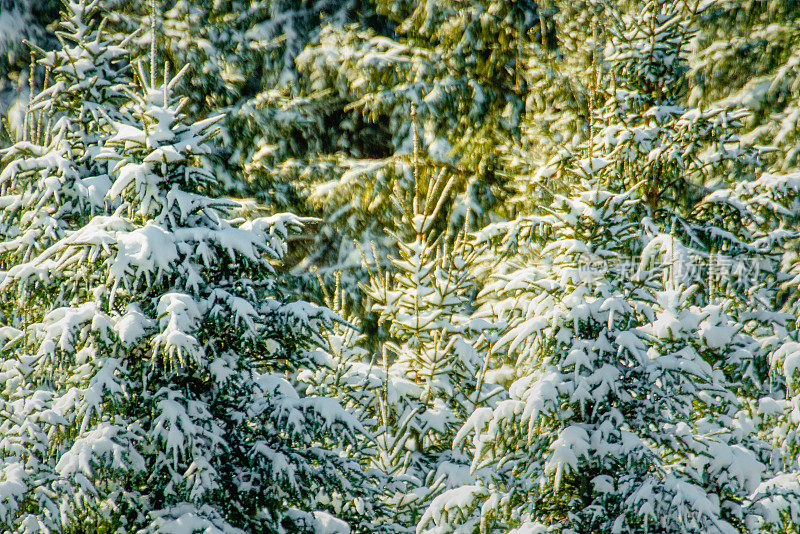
[{"xmin": 2, "ymin": 0, "xmax": 800, "ymax": 532}]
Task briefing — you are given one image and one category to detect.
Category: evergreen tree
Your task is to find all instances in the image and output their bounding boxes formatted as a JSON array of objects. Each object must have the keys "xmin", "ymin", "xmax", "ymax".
[
  {"xmin": 362, "ymin": 183, "xmax": 499, "ymax": 516},
  {"xmin": 301, "ymin": 124, "xmax": 504, "ymax": 530},
  {"xmin": 0, "ymin": 5, "xmax": 379, "ymax": 530},
  {"xmin": 428, "ymin": 184, "xmax": 753, "ymax": 532},
  {"xmin": 421, "ymin": 1, "xmax": 800, "ymax": 531},
  {"xmin": 0, "ymin": 0, "xmax": 129, "ymax": 320}
]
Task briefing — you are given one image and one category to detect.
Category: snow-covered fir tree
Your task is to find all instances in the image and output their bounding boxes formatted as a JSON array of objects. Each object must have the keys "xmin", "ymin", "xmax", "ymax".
[
  {"xmin": 301, "ymin": 117, "xmax": 504, "ymax": 530},
  {"xmin": 362, "ymin": 183, "xmax": 500, "ymax": 522},
  {"xmin": 0, "ymin": 0, "xmax": 129, "ymax": 317},
  {"xmin": 0, "ymin": 6, "xmax": 381, "ymax": 531},
  {"xmin": 577, "ymin": 0, "xmax": 787, "ymax": 394},
  {"xmin": 424, "ymin": 179, "xmax": 793, "ymax": 533},
  {"xmin": 420, "ymin": 1, "xmax": 800, "ymax": 531}
]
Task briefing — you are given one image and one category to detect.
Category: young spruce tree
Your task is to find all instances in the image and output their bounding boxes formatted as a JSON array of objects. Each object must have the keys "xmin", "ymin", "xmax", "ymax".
[
  {"xmin": 301, "ymin": 109, "xmax": 504, "ymax": 531},
  {"xmin": 422, "ymin": 1, "xmax": 800, "ymax": 531},
  {"xmin": 0, "ymin": 3, "xmax": 378, "ymax": 531}
]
